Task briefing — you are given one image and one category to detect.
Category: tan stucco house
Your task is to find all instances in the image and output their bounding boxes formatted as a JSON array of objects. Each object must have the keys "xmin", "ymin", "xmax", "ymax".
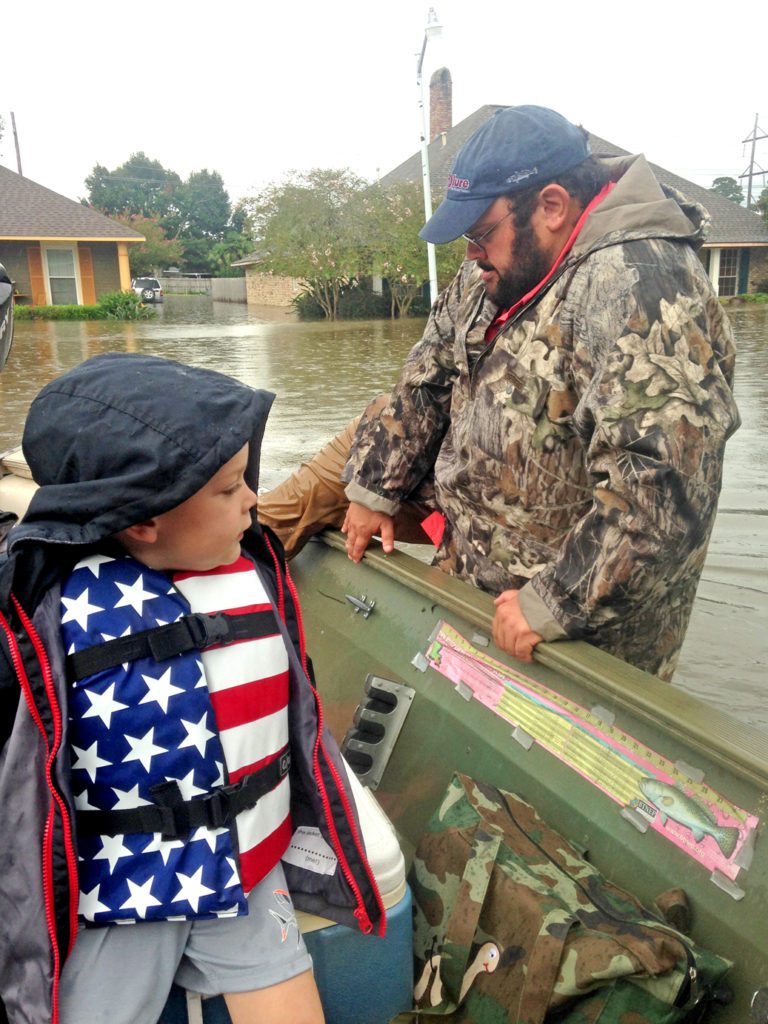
[{"xmin": 0, "ymin": 164, "xmax": 144, "ymax": 305}]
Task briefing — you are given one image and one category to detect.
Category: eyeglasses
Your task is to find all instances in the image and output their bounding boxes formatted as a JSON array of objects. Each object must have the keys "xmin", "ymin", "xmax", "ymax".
[{"xmin": 462, "ymin": 208, "xmax": 514, "ymax": 250}]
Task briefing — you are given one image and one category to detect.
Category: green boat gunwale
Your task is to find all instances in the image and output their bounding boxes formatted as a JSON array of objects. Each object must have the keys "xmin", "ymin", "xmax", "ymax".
[{"xmin": 318, "ymin": 530, "xmax": 768, "ymax": 793}]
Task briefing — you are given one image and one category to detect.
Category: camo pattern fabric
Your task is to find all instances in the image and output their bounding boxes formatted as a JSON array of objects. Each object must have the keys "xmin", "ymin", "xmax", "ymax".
[
  {"xmin": 408, "ymin": 773, "xmax": 731, "ymax": 1023},
  {"xmin": 343, "ymin": 157, "xmax": 740, "ymax": 679}
]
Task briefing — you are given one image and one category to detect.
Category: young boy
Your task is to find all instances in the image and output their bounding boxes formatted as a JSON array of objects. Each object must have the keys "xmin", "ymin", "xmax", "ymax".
[{"xmin": 0, "ymin": 353, "xmax": 384, "ymax": 1024}]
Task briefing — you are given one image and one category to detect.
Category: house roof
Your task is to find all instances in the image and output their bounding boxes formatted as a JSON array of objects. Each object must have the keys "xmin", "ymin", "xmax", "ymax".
[
  {"xmin": 0, "ymin": 164, "xmax": 144, "ymax": 242},
  {"xmin": 231, "ymin": 250, "xmax": 267, "ymax": 268},
  {"xmin": 380, "ymin": 105, "xmax": 768, "ymax": 247}
]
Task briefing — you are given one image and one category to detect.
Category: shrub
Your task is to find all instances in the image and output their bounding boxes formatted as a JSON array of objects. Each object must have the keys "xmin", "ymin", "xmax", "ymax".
[
  {"xmin": 97, "ymin": 290, "xmax": 154, "ymax": 319},
  {"xmin": 15, "ymin": 291, "xmax": 155, "ymax": 321},
  {"xmin": 292, "ymin": 280, "xmax": 389, "ymax": 321}
]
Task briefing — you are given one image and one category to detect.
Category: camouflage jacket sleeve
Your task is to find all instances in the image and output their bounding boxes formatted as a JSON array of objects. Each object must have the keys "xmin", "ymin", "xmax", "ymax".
[
  {"xmin": 343, "ymin": 261, "xmax": 485, "ymax": 515},
  {"xmin": 520, "ymin": 238, "xmax": 740, "ymax": 649}
]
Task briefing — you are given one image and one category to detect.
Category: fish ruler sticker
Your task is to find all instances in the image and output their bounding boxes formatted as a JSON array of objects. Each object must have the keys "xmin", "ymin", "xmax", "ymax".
[{"xmin": 427, "ymin": 621, "xmax": 758, "ymax": 881}]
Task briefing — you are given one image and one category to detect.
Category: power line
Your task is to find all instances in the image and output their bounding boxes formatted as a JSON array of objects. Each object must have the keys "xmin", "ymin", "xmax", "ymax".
[{"xmin": 738, "ymin": 113, "xmax": 767, "ymax": 208}]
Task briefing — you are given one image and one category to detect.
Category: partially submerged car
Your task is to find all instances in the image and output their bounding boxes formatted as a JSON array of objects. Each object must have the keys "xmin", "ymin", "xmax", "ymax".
[{"xmin": 131, "ymin": 276, "xmax": 164, "ymax": 303}]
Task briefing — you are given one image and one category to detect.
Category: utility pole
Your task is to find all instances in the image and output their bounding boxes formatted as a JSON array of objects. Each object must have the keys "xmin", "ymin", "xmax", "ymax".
[
  {"xmin": 10, "ymin": 112, "xmax": 22, "ymax": 177},
  {"xmin": 738, "ymin": 113, "xmax": 767, "ymax": 209}
]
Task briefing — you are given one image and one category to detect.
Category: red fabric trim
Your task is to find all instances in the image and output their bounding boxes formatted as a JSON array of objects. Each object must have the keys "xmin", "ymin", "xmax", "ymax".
[
  {"xmin": 210, "ymin": 671, "xmax": 290, "ymax": 731},
  {"xmin": 239, "ymin": 814, "xmax": 293, "ymax": 893},
  {"xmin": 420, "ymin": 510, "xmax": 446, "ymax": 547},
  {"xmin": 484, "ymin": 181, "xmax": 616, "ymax": 344}
]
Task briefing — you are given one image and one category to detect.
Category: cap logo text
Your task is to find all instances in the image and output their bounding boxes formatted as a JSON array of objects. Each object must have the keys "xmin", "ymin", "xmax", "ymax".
[{"xmin": 448, "ymin": 174, "xmax": 471, "ymax": 190}]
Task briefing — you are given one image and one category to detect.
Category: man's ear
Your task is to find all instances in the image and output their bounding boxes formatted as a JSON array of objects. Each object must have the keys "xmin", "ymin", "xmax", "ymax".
[{"xmin": 535, "ymin": 183, "xmax": 572, "ymax": 233}]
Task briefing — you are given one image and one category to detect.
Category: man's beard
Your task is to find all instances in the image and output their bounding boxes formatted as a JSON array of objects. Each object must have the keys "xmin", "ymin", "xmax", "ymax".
[{"xmin": 478, "ymin": 219, "xmax": 552, "ymax": 308}]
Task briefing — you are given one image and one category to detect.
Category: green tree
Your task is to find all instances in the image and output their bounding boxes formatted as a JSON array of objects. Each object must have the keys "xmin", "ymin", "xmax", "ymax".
[
  {"xmin": 366, "ymin": 181, "xmax": 467, "ymax": 317},
  {"xmin": 710, "ymin": 176, "xmax": 744, "ymax": 205},
  {"xmin": 756, "ymin": 187, "xmax": 768, "ymax": 225},
  {"xmin": 163, "ymin": 169, "xmax": 231, "ymax": 241},
  {"xmin": 113, "ymin": 214, "xmax": 184, "ymax": 277},
  {"xmin": 208, "ymin": 231, "xmax": 254, "ymax": 277},
  {"xmin": 368, "ymin": 182, "xmax": 428, "ymax": 318},
  {"xmin": 85, "ymin": 153, "xmax": 181, "ymax": 217},
  {"xmin": 255, "ymin": 168, "xmax": 369, "ymax": 319}
]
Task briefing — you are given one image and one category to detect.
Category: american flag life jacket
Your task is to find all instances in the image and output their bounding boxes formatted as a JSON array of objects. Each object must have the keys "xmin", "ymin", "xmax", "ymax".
[{"xmin": 60, "ymin": 551, "xmax": 291, "ymax": 926}]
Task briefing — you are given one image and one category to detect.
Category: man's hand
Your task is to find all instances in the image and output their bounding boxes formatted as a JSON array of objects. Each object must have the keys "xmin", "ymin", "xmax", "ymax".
[
  {"xmin": 342, "ymin": 502, "xmax": 395, "ymax": 563},
  {"xmin": 492, "ymin": 589, "xmax": 543, "ymax": 662}
]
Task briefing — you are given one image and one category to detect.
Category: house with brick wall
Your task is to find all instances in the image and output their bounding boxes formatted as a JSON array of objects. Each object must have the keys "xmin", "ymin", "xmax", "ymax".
[
  {"xmin": 382, "ymin": 75, "xmax": 768, "ymax": 297},
  {"xmin": 0, "ymin": 164, "xmax": 144, "ymax": 305},
  {"xmin": 231, "ymin": 251, "xmax": 304, "ymax": 307}
]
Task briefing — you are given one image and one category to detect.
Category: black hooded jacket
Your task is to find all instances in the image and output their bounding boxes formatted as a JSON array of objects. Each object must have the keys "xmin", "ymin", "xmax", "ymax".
[{"xmin": 0, "ymin": 354, "xmax": 383, "ymax": 1024}]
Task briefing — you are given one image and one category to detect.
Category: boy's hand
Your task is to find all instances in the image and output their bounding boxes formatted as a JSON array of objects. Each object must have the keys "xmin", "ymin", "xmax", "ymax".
[{"xmin": 342, "ymin": 502, "xmax": 395, "ymax": 562}]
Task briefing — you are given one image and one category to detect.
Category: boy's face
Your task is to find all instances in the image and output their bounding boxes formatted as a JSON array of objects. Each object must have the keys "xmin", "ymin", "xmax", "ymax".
[{"xmin": 147, "ymin": 443, "xmax": 257, "ymax": 572}]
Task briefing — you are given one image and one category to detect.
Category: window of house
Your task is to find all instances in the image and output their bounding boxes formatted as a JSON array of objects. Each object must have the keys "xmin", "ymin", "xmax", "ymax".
[
  {"xmin": 44, "ymin": 246, "xmax": 79, "ymax": 305},
  {"xmin": 718, "ymin": 248, "xmax": 740, "ymax": 297}
]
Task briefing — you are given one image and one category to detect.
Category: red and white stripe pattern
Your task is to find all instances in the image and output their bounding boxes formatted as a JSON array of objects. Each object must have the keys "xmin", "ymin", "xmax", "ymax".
[{"xmin": 173, "ymin": 555, "xmax": 291, "ymax": 893}]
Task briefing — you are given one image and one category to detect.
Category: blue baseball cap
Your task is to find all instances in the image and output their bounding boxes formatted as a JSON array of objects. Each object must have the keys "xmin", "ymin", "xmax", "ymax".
[{"xmin": 420, "ymin": 105, "xmax": 591, "ymax": 244}]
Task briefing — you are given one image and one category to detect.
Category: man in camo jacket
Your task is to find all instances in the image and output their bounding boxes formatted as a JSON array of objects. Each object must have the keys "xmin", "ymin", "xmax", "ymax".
[{"xmin": 264, "ymin": 106, "xmax": 740, "ymax": 680}]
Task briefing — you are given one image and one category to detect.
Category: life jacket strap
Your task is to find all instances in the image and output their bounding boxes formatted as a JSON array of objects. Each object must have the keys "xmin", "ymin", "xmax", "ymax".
[
  {"xmin": 76, "ymin": 745, "xmax": 291, "ymax": 840},
  {"xmin": 67, "ymin": 609, "xmax": 279, "ymax": 682}
]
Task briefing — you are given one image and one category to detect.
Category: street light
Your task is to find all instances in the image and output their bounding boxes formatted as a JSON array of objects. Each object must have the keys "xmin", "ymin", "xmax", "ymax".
[{"xmin": 417, "ymin": 7, "xmax": 442, "ymax": 306}]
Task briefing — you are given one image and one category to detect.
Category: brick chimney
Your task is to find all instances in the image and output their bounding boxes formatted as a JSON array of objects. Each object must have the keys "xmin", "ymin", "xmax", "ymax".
[{"xmin": 429, "ymin": 67, "xmax": 452, "ymax": 142}]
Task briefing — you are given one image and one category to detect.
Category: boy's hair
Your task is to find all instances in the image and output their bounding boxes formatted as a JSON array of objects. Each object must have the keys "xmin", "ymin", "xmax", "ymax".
[{"xmin": 17, "ymin": 353, "xmax": 274, "ymax": 548}]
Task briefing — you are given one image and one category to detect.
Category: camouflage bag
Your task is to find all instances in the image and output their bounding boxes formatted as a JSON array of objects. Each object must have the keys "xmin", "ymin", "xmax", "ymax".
[{"xmin": 409, "ymin": 774, "xmax": 731, "ymax": 1023}]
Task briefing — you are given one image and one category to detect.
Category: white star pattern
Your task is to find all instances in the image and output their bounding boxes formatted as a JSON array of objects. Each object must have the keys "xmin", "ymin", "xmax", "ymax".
[
  {"xmin": 82, "ymin": 682, "xmax": 128, "ymax": 728},
  {"xmin": 178, "ymin": 713, "xmax": 216, "ymax": 758},
  {"xmin": 93, "ymin": 834, "xmax": 133, "ymax": 873},
  {"xmin": 121, "ymin": 877, "xmax": 162, "ymax": 918},
  {"xmin": 115, "ymin": 575, "xmax": 159, "ymax": 616},
  {"xmin": 61, "ymin": 589, "xmax": 104, "ymax": 631},
  {"xmin": 173, "ymin": 769, "xmax": 208, "ymax": 800},
  {"xmin": 142, "ymin": 832, "xmax": 185, "ymax": 866},
  {"xmin": 172, "ymin": 867, "xmax": 215, "ymax": 913},
  {"xmin": 140, "ymin": 667, "xmax": 184, "ymax": 713},
  {"xmin": 111, "ymin": 784, "xmax": 153, "ymax": 810},
  {"xmin": 123, "ymin": 727, "xmax": 168, "ymax": 772},
  {"xmin": 79, "ymin": 884, "xmax": 110, "ymax": 918},
  {"xmin": 225, "ymin": 857, "xmax": 240, "ymax": 888},
  {"xmin": 74, "ymin": 789, "xmax": 99, "ymax": 811},
  {"xmin": 71, "ymin": 741, "xmax": 112, "ymax": 783},
  {"xmin": 80, "ymin": 553, "xmax": 116, "ymax": 578},
  {"xmin": 190, "ymin": 826, "xmax": 227, "ymax": 853}
]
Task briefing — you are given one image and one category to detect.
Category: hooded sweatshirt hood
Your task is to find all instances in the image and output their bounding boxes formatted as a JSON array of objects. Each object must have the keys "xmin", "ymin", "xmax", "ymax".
[
  {"xmin": 12, "ymin": 353, "xmax": 274, "ymax": 551},
  {"xmin": 572, "ymin": 154, "xmax": 710, "ymax": 257}
]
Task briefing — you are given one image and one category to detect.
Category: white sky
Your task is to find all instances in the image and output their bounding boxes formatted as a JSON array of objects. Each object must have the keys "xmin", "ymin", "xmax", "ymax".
[{"xmin": 2, "ymin": 0, "xmax": 766, "ymax": 207}]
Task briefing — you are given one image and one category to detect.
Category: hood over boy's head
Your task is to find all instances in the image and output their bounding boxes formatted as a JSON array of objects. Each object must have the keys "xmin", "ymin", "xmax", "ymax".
[{"xmin": 15, "ymin": 353, "xmax": 274, "ymax": 550}]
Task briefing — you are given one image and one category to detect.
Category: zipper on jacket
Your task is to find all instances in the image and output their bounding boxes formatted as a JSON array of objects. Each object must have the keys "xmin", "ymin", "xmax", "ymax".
[
  {"xmin": 309, "ymin": 682, "xmax": 379, "ymax": 935},
  {"xmin": 0, "ymin": 607, "xmax": 72, "ymax": 1024},
  {"xmin": 13, "ymin": 596, "xmax": 80, "ymax": 950}
]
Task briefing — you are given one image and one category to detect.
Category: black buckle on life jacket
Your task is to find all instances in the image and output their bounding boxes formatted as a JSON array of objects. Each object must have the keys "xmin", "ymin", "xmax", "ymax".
[
  {"xmin": 199, "ymin": 785, "xmax": 231, "ymax": 831},
  {"xmin": 75, "ymin": 744, "xmax": 291, "ymax": 840},
  {"xmin": 187, "ymin": 612, "xmax": 231, "ymax": 649},
  {"xmin": 68, "ymin": 608, "xmax": 279, "ymax": 682}
]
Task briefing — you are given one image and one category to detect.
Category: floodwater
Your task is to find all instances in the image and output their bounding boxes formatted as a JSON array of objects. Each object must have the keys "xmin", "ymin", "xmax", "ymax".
[{"xmin": 1, "ymin": 297, "xmax": 766, "ymax": 730}]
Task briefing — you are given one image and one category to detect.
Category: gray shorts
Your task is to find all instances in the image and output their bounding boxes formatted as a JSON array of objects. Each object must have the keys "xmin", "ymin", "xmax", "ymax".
[{"xmin": 59, "ymin": 862, "xmax": 313, "ymax": 1024}]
